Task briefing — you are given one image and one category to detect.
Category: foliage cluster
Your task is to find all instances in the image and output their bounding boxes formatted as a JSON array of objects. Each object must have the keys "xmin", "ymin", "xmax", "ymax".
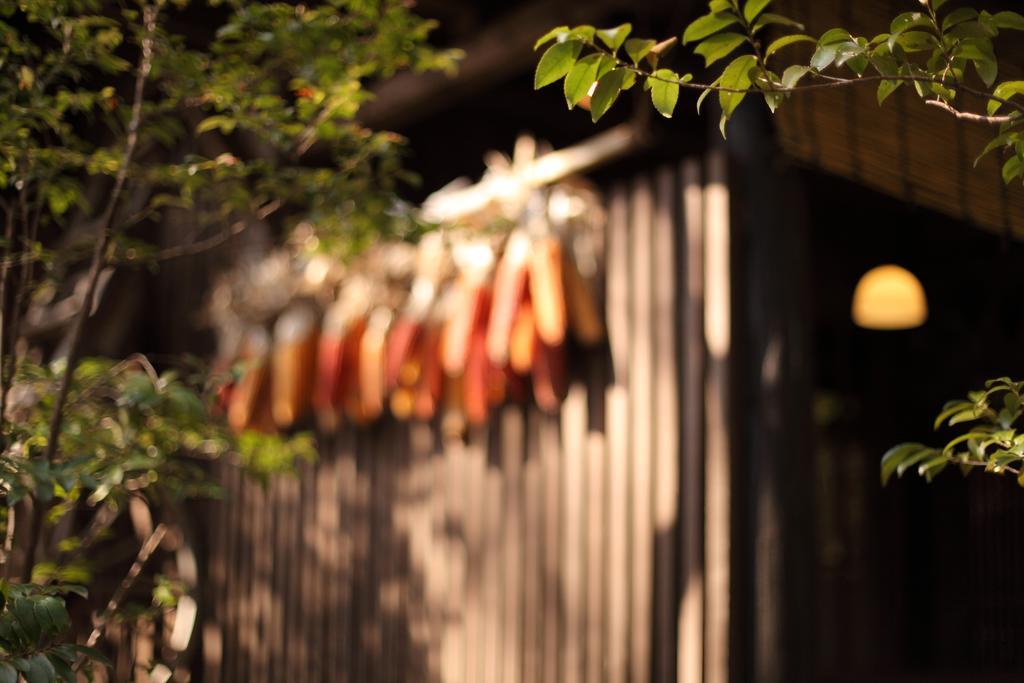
[
  {"xmin": 0, "ymin": 0, "xmax": 453, "ymax": 676},
  {"xmin": 534, "ymin": 0, "xmax": 1024, "ymax": 181}
]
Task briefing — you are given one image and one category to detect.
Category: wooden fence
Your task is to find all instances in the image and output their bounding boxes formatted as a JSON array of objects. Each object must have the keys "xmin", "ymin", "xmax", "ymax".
[{"xmin": 200, "ymin": 154, "xmax": 730, "ymax": 683}]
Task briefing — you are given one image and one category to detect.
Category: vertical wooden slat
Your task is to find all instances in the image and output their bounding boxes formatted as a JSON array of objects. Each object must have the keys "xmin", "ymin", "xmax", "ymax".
[
  {"xmin": 266, "ymin": 476, "xmax": 284, "ymax": 682},
  {"xmin": 463, "ymin": 427, "xmax": 487, "ymax": 683},
  {"xmin": 540, "ymin": 410, "xmax": 562, "ymax": 683},
  {"xmin": 218, "ymin": 464, "xmax": 236, "ymax": 683},
  {"xmin": 441, "ymin": 433, "xmax": 467, "ymax": 683},
  {"xmin": 289, "ymin": 469, "xmax": 306, "ymax": 683},
  {"xmin": 224, "ymin": 464, "xmax": 244, "ymax": 682},
  {"xmin": 202, "ymin": 461, "xmax": 227, "ymax": 683},
  {"xmin": 314, "ymin": 438, "xmax": 334, "ymax": 680},
  {"xmin": 351, "ymin": 432, "xmax": 373, "ymax": 682},
  {"xmin": 315, "ymin": 441, "xmax": 339, "ymax": 682},
  {"xmin": 482, "ymin": 424, "xmax": 503, "ymax": 683},
  {"xmin": 337, "ymin": 430, "xmax": 358, "ymax": 683},
  {"xmin": 300, "ymin": 458, "xmax": 319, "ymax": 683},
  {"xmin": 704, "ymin": 149, "xmax": 732, "ymax": 683},
  {"xmin": 630, "ymin": 174, "xmax": 655, "ymax": 683},
  {"xmin": 653, "ymin": 164, "xmax": 681, "ymax": 683},
  {"xmin": 584, "ymin": 353, "xmax": 607, "ymax": 683},
  {"xmin": 561, "ymin": 381, "xmax": 587, "ymax": 683},
  {"xmin": 500, "ymin": 405, "xmax": 525, "ymax": 683},
  {"xmin": 252, "ymin": 473, "xmax": 272, "ymax": 683},
  {"xmin": 420, "ymin": 421, "xmax": 447, "ymax": 683},
  {"xmin": 679, "ymin": 158, "xmax": 706, "ymax": 683},
  {"xmin": 367, "ymin": 428, "xmax": 385, "ymax": 682},
  {"xmin": 605, "ymin": 183, "xmax": 631, "ymax": 683},
  {"xmin": 385, "ymin": 421, "xmax": 405, "ymax": 683},
  {"xmin": 521, "ymin": 408, "xmax": 543, "ymax": 683}
]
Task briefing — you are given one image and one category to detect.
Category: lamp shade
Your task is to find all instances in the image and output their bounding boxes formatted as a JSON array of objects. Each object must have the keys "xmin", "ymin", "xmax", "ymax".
[{"xmin": 851, "ymin": 264, "xmax": 928, "ymax": 330}]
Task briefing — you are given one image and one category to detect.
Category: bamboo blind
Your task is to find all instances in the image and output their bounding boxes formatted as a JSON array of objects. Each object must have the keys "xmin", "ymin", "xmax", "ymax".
[{"xmin": 774, "ymin": 0, "xmax": 1024, "ymax": 238}]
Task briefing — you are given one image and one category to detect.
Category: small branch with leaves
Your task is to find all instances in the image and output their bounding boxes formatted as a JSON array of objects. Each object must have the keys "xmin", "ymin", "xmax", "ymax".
[
  {"xmin": 882, "ymin": 377, "xmax": 1024, "ymax": 487},
  {"xmin": 533, "ymin": 0, "xmax": 1024, "ymax": 181}
]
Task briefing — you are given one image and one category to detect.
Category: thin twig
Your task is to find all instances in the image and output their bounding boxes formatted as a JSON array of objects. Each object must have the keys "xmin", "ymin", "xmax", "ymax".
[
  {"xmin": 153, "ymin": 198, "xmax": 282, "ymax": 261},
  {"xmin": 955, "ymin": 457, "xmax": 1021, "ymax": 476},
  {"xmin": 924, "ymin": 98, "xmax": 1014, "ymax": 125},
  {"xmin": 74, "ymin": 523, "xmax": 167, "ymax": 672}
]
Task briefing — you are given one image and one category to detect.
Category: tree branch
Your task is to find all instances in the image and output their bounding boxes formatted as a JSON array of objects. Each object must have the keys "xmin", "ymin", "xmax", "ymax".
[
  {"xmin": 74, "ymin": 523, "xmax": 167, "ymax": 672},
  {"xmin": 27, "ymin": 2, "xmax": 161, "ymax": 573},
  {"xmin": 41, "ymin": 3, "xmax": 159, "ymax": 464},
  {"xmin": 152, "ymin": 198, "xmax": 282, "ymax": 262},
  {"xmin": 924, "ymin": 98, "xmax": 1015, "ymax": 125}
]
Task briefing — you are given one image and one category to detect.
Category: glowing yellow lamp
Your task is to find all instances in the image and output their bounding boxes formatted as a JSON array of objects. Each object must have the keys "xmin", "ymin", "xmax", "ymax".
[{"xmin": 851, "ymin": 264, "xmax": 928, "ymax": 330}]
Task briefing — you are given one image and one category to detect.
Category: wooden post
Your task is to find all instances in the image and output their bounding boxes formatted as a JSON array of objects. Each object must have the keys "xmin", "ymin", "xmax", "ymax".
[
  {"xmin": 704, "ymin": 148, "xmax": 732, "ymax": 683},
  {"xmin": 678, "ymin": 158, "xmax": 705, "ymax": 683},
  {"xmin": 730, "ymin": 104, "xmax": 814, "ymax": 683}
]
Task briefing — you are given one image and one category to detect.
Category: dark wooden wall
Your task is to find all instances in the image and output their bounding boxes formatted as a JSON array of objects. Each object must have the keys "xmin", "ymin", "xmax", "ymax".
[{"xmin": 198, "ymin": 157, "xmax": 728, "ymax": 683}]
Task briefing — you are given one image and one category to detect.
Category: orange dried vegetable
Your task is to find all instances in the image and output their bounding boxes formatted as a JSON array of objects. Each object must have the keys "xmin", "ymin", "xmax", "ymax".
[
  {"xmin": 509, "ymin": 297, "xmax": 536, "ymax": 375},
  {"xmin": 486, "ymin": 231, "xmax": 530, "ymax": 367},
  {"xmin": 528, "ymin": 237, "xmax": 566, "ymax": 347}
]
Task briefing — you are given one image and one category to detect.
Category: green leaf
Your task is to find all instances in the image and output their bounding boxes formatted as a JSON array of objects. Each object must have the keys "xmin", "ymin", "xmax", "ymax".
[
  {"xmin": 881, "ymin": 443, "xmax": 926, "ymax": 485},
  {"xmin": 683, "ymin": 12, "xmax": 739, "ymax": 45},
  {"xmin": 781, "ymin": 65, "xmax": 810, "ymax": 89},
  {"xmin": 941, "ymin": 7, "xmax": 978, "ymax": 33},
  {"xmin": 23, "ymin": 656, "xmax": 55, "ymax": 683},
  {"xmin": 564, "ymin": 54, "xmax": 601, "ymax": 108},
  {"xmin": 743, "ymin": 0, "xmax": 772, "ymax": 24},
  {"xmin": 195, "ymin": 116, "xmax": 236, "ymax": 135},
  {"xmin": 51, "ymin": 658, "xmax": 74, "ymax": 683},
  {"xmin": 696, "ymin": 76, "xmax": 721, "ymax": 113},
  {"xmin": 534, "ymin": 40, "xmax": 583, "ymax": 89},
  {"xmin": 718, "ymin": 54, "xmax": 758, "ymax": 131},
  {"xmin": 810, "ymin": 44, "xmax": 838, "ymax": 70},
  {"xmin": 694, "ymin": 32, "xmax": 748, "ymax": 67},
  {"xmin": 944, "ymin": 431, "xmax": 992, "ymax": 455},
  {"xmin": 10, "ymin": 598, "xmax": 40, "ymax": 643},
  {"xmin": 888, "ymin": 13, "xmax": 933, "ymax": 52},
  {"xmin": 36, "ymin": 596, "xmax": 70, "ymax": 635},
  {"xmin": 534, "ymin": 26, "xmax": 569, "ymax": 50},
  {"xmin": 765, "ymin": 34, "xmax": 815, "ymax": 59},
  {"xmin": 877, "ymin": 79, "xmax": 901, "ymax": 104},
  {"xmin": 974, "ymin": 58, "xmax": 998, "ymax": 89},
  {"xmin": 590, "ymin": 68, "xmax": 627, "ymax": 122},
  {"xmin": 566, "ymin": 25, "xmax": 596, "ymax": 42},
  {"xmin": 752, "ymin": 13, "xmax": 803, "ymax": 33},
  {"xmin": 624, "ymin": 38, "xmax": 656, "ymax": 65},
  {"xmin": 898, "ymin": 448, "xmax": 938, "ymax": 477},
  {"xmin": 989, "ymin": 11, "xmax": 1024, "ymax": 31},
  {"xmin": 819, "ymin": 28, "xmax": 853, "ymax": 45},
  {"xmin": 597, "ymin": 23, "xmax": 632, "ymax": 51},
  {"xmin": 0, "ymin": 663, "xmax": 15, "ymax": 683},
  {"xmin": 975, "ymin": 132, "xmax": 1015, "ymax": 166},
  {"xmin": 918, "ymin": 454, "xmax": 949, "ymax": 482},
  {"xmin": 1002, "ymin": 156, "xmax": 1023, "ymax": 184},
  {"xmin": 933, "ymin": 401, "xmax": 974, "ymax": 430},
  {"xmin": 988, "ymin": 81, "xmax": 1024, "ymax": 115},
  {"xmin": 650, "ymin": 69, "xmax": 680, "ymax": 118}
]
